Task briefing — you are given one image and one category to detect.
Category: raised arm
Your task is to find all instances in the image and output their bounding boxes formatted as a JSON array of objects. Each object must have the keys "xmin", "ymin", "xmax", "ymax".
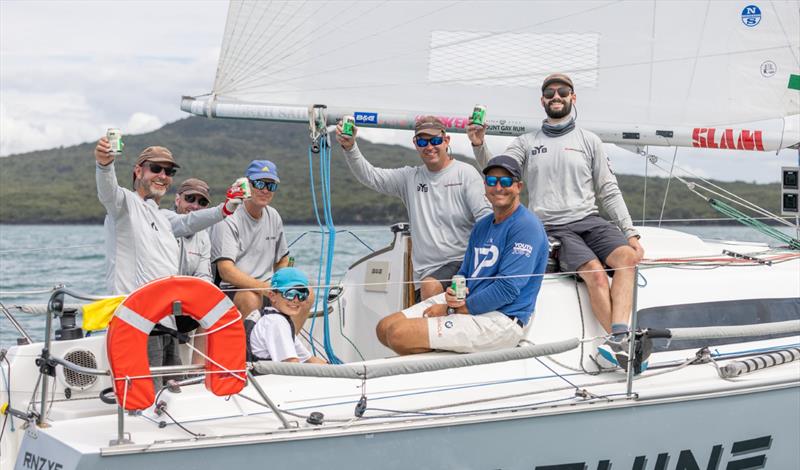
[
  {"xmin": 335, "ymin": 122, "xmax": 407, "ymax": 197},
  {"xmin": 94, "ymin": 137, "xmax": 128, "ymax": 217}
]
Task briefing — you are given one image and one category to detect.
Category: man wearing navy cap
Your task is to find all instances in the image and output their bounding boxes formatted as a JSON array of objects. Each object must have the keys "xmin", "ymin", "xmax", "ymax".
[
  {"xmin": 377, "ymin": 155, "xmax": 549, "ymax": 355},
  {"xmin": 211, "ymin": 160, "xmax": 292, "ymax": 316},
  {"xmin": 467, "ymin": 72, "xmax": 645, "ymax": 371}
]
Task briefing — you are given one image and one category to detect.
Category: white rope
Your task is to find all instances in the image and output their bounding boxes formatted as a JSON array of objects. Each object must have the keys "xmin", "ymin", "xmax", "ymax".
[{"xmin": 0, "ymin": 288, "xmax": 56, "ymax": 297}]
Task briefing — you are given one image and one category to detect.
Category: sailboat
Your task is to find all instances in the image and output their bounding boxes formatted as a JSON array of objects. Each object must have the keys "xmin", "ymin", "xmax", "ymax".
[{"xmin": 2, "ymin": 1, "xmax": 799, "ymax": 468}]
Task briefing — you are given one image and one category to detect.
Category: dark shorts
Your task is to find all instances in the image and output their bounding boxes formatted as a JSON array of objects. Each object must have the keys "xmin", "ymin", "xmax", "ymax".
[
  {"xmin": 546, "ymin": 215, "xmax": 628, "ymax": 273},
  {"xmin": 414, "ymin": 260, "xmax": 463, "ymax": 302}
]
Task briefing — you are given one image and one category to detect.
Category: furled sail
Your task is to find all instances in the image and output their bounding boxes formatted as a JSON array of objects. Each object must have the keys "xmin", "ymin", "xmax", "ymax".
[{"xmin": 183, "ymin": 0, "xmax": 800, "ymax": 149}]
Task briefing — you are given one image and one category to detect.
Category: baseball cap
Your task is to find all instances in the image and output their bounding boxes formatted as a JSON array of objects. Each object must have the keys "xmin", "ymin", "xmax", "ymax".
[
  {"xmin": 135, "ymin": 146, "xmax": 180, "ymax": 168},
  {"xmin": 177, "ymin": 178, "xmax": 210, "ymax": 199},
  {"xmin": 541, "ymin": 73, "xmax": 574, "ymax": 91},
  {"xmin": 482, "ymin": 155, "xmax": 522, "ymax": 180},
  {"xmin": 271, "ymin": 268, "xmax": 309, "ymax": 292},
  {"xmin": 414, "ymin": 115, "xmax": 446, "ymax": 137},
  {"xmin": 245, "ymin": 160, "xmax": 280, "ymax": 182}
]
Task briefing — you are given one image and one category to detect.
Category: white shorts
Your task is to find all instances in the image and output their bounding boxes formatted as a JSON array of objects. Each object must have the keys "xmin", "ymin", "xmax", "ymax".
[{"xmin": 401, "ymin": 293, "xmax": 524, "ymax": 353}]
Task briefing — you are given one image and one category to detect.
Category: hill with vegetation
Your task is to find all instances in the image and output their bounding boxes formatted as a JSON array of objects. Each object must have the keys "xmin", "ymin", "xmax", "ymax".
[{"xmin": 0, "ymin": 117, "xmax": 783, "ymax": 225}]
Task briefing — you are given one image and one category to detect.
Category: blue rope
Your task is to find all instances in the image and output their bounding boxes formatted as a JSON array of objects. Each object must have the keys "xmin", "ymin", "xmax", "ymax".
[
  {"xmin": 319, "ymin": 138, "xmax": 342, "ymax": 364},
  {"xmin": 307, "ymin": 145, "xmax": 325, "ymax": 356}
]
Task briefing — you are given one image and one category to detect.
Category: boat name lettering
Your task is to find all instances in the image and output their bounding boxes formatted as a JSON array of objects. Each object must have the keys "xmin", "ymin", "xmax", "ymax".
[
  {"xmin": 691, "ymin": 128, "xmax": 765, "ymax": 151},
  {"xmin": 532, "ymin": 434, "xmax": 771, "ymax": 470},
  {"xmin": 417, "ymin": 115, "xmax": 470, "ymax": 129},
  {"xmin": 354, "ymin": 112, "xmax": 378, "ymax": 124},
  {"xmin": 21, "ymin": 452, "xmax": 63, "ymax": 470}
]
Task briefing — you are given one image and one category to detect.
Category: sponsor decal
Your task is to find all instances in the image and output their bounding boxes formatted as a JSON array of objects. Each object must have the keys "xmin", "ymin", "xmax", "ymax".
[
  {"xmin": 472, "ymin": 245, "xmax": 499, "ymax": 277},
  {"xmin": 531, "ymin": 145, "xmax": 548, "ymax": 156},
  {"xmin": 354, "ymin": 112, "xmax": 378, "ymax": 125},
  {"xmin": 417, "ymin": 183, "xmax": 429, "ymax": 193},
  {"xmin": 760, "ymin": 60, "xmax": 777, "ymax": 77},
  {"xmin": 444, "ymin": 182, "xmax": 463, "ymax": 188},
  {"xmin": 532, "ymin": 434, "xmax": 771, "ymax": 470},
  {"xmin": 741, "ymin": 5, "xmax": 761, "ymax": 27},
  {"xmin": 21, "ymin": 452, "xmax": 64, "ymax": 470},
  {"xmin": 563, "ymin": 147, "xmax": 585, "ymax": 154},
  {"xmin": 512, "ymin": 242, "xmax": 533, "ymax": 257},
  {"xmin": 691, "ymin": 128, "xmax": 764, "ymax": 151},
  {"xmin": 444, "ymin": 320, "xmax": 453, "ymax": 329}
]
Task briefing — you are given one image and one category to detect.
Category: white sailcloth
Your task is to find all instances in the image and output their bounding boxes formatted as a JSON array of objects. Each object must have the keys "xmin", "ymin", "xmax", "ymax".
[{"xmin": 192, "ymin": 0, "xmax": 800, "ymax": 147}]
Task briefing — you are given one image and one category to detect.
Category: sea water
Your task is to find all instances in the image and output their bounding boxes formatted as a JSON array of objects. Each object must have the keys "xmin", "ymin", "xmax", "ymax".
[{"xmin": 0, "ymin": 223, "xmax": 795, "ymax": 348}]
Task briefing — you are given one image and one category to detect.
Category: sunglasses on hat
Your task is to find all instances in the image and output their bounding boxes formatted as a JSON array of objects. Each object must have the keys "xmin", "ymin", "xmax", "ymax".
[
  {"xmin": 542, "ymin": 86, "xmax": 573, "ymax": 99},
  {"xmin": 484, "ymin": 175, "xmax": 516, "ymax": 188},
  {"xmin": 183, "ymin": 194, "xmax": 209, "ymax": 207},
  {"xmin": 144, "ymin": 162, "xmax": 177, "ymax": 177},
  {"xmin": 414, "ymin": 135, "xmax": 444, "ymax": 148},
  {"xmin": 250, "ymin": 179, "xmax": 278, "ymax": 192}
]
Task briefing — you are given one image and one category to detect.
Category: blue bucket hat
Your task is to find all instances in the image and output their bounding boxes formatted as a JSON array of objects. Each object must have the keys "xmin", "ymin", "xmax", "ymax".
[
  {"xmin": 271, "ymin": 267, "xmax": 309, "ymax": 292},
  {"xmin": 245, "ymin": 160, "xmax": 280, "ymax": 182}
]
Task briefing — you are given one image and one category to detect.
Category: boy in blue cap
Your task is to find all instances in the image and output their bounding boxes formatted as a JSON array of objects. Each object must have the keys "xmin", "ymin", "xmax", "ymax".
[{"xmin": 247, "ymin": 267, "xmax": 326, "ymax": 363}]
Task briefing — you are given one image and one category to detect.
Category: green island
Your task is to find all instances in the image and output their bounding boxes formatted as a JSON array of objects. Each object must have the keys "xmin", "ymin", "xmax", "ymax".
[{"xmin": 0, "ymin": 117, "xmax": 783, "ymax": 225}]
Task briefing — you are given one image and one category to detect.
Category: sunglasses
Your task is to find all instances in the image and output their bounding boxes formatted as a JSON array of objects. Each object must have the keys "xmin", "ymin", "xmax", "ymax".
[
  {"xmin": 279, "ymin": 288, "xmax": 309, "ymax": 302},
  {"xmin": 250, "ymin": 179, "xmax": 278, "ymax": 192},
  {"xmin": 542, "ymin": 86, "xmax": 573, "ymax": 99},
  {"xmin": 414, "ymin": 135, "xmax": 444, "ymax": 148},
  {"xmin": 183, "ymin": 194, "xmax": 209, "ymax": 207},
  {"xmin": 145, "ymin": 162, "xmax": 177, "ymax": 177},
  {"xmin": 485, "ymin": 175, "xmax": 516, "ymax": 188}
]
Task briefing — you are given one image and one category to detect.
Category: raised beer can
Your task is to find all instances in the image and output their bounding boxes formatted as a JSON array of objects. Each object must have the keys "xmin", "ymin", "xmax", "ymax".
[
  {"xmin": 107, "ymin": 128, "xmax": 123, "ymax": 155},
  {"xmin": 451, "ymin": 275, "xmax": 467, "ymax": 300},
  {"xmin": 341, "ymin": 116, "xmax": 355, "ymax": 136},
  {"xmin": 470, "ymin": 105, "xmax": 486, "ymax": 126},
  {"xmin": 233, "ymin": 177, "xmax": 252, "ymax": 199}
]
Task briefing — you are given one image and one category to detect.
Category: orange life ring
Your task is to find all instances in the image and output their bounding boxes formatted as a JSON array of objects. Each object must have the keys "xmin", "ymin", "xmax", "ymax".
[{"xmin": 107, "ymin": 276, "xmax": 246, "ymax": 410}]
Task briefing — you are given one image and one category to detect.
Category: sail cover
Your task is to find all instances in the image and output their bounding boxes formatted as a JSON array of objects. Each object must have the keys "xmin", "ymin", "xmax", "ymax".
[{"xmin": 209, "ymin": 0, "xmax": 799, "ymax": 128}]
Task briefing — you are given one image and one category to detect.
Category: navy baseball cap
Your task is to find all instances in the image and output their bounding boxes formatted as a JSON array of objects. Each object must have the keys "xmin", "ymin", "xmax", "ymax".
[
  {"xmin": 271, "ymin": 268, "xmax": 309, "ymax": 292},
  {"xmin": 483, "ymin": 155, "xmax": 522, "ymax": 180},
  {"xmin": 245, "ymin": 160, "xmax": 280, "ymax": 182}
]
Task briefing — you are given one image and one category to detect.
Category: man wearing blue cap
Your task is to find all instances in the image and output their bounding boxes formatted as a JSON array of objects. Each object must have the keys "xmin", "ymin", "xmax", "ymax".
[
  {"xmin": 248, "ymin": 267, "xmax": 326, "ymax": 363},
  {"xmin": 211, "ymin": 160, "xmax": 291, "ymax": 316},
  {"xmin": 377, "ymin": 156, "xmax": 549, "ymax": 355}
]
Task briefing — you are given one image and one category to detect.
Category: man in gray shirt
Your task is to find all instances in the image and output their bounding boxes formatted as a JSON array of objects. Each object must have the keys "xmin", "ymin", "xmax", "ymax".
[
  {"xmin": 211, "ymin": 160, "xmax": 291, "ymax": 317},
  {"xmin": 336, "ymin": 116, "xmax": 491, "ymax": 300},
  {"xmin": 174, "ymin": 178, "xmax": 213, "ymax": 282},
  {"xmin": 467, "ymin": 73, "xmax": 645, "ymax": 372}
]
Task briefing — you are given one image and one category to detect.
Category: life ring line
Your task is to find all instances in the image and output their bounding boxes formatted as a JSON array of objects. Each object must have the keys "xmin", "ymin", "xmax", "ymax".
[{"xmin": 106, "ymin": 276, "xmax": 246, "ymax": 410}]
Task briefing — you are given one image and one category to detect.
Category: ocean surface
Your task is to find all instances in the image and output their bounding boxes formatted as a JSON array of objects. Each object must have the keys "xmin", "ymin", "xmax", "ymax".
[{"xmin": 0, "ymin": 223, "xmax": 796, "ymax": 348}]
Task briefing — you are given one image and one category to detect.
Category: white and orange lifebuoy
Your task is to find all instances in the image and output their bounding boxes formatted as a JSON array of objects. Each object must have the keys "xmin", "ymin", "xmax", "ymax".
[{"xmin": 107, "ymin": 276, "xmax": 246, "ymax": 410}]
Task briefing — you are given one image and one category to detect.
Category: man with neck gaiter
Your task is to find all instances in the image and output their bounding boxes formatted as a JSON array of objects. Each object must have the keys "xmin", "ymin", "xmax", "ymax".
[{"xmin": 467, "ymin": 73, "xmax": 646, "ymax": 373}]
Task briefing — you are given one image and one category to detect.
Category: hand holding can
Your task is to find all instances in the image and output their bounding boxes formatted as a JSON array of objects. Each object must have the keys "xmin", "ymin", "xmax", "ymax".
[
  {"xmin": 106, "ymin": 128, "xmax": 124, "ymax": 156},
  {"xmin": 470, "ymin": 105, "xmax": 486, "ymax": 126},
  {"xmin": 451, "ymin": 275, "xmax": 467, "ymax": 300}
]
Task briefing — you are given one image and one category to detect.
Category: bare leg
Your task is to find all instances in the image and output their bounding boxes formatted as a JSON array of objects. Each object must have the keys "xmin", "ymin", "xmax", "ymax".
[
  {"xmin": 376, "ymin": 311, "xmax": 407, "ymax": 347},
  {"xmin": 419, "ymin": 276, "xmax": 445, "ymax": 301},
  {"xmin": 604, "ymin": 245, "xmax": 639, "ymax": 327},
  {"xmin": 577, "ymin": 259, "xmax": 612, "ymax": 332},
  {"xmin": 384, "ymin": 317, "xmax": 432, "ymax": 355},
  {"xmin": 233, "ymin": 291, "xmax": 263, "ymax": 319}
]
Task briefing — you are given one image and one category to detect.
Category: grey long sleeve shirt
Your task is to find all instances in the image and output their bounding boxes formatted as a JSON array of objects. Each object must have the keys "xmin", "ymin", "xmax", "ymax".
[
  {"xmin": 473, "ymin": 127, "xmax": 638, "ymax": 239},
  {"xmin": 344, "ymin": 143, "xmax": 492, "ymax": 283}
]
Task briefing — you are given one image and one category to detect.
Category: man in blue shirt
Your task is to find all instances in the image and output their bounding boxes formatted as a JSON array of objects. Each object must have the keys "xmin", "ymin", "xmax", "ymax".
[{"xmin": 376, "ymin": 155, "xmax": 549, "ymax": 355}]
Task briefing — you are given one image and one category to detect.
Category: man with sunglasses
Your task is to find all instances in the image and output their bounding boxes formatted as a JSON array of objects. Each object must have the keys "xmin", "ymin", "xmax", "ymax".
[
  {"xmin": 174, "ymin": 178, "xmax": 213, "ymax": 282},
  {"xmin": 376, "ymin": 155, "xmax": 548, "ymax": 355},
  {"xmin": 336, "ymin": 115, "xmax": 491, "ymax": 301},
  {"xmin": 211, "ymin": 160, "xmax": 294, "ymax": 317},
  {"xmin": 467, "ymin": 73, "xmax": 646, "ymax": 372},
  {"xmin": 247, "ymin": 267, "xmax": 326, "ymax": 364}
]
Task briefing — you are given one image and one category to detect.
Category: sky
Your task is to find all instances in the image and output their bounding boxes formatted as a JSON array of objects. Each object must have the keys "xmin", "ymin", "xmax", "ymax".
[{"xmin": 1, "ymin": 0, "xmax": 797, "ymax": 184}]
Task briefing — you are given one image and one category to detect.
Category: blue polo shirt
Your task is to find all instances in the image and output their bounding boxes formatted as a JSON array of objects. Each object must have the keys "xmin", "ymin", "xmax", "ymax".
[{"xmin": 459, "ymin": 205, "xmax": 548, "ymax": 324}]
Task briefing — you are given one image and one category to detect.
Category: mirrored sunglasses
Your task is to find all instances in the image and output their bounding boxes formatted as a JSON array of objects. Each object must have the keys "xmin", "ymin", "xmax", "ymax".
[
  {"xmin": 183, "ymin": 194, "xmax": 209, "ymax": 207},
  {"xmin": 484, "ymin": 175, "xmax": 515, "ymax": 188},
  {"xmin": 542, "ymin": 86, "xmax": 572, "ymax": 99},
  {"xmin": 250, "ymin": 179, "xmax": 278, "ymax": 192},
  {"xmin": 280, "ymin": 288, "xmax": 309, "ymax": 301},
  {"xmin": 414, "ymin": 135, "xmax": 444, "ymax": 148},
  {"xmin": 146, "ymin": 162, "xmax": 177, "ymax": 177}
]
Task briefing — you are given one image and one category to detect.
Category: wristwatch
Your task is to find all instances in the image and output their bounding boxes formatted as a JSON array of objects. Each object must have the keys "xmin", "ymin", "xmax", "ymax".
[{"xmin": 447, "ymin": 307, "xmax": 456, "ymax": 315}]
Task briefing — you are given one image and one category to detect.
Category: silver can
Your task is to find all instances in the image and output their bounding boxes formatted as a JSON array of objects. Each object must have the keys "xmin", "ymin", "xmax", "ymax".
[
  {"xmin": 451, "ymin": 275, "xmax": 467, "ymax": 300},
  {"xmin": 106, "ymin": 128, "xmax": 123, "ymax": 155}
]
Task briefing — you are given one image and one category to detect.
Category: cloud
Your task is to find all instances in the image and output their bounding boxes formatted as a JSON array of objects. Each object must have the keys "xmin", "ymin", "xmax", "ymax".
[{"xmin": 126, "ymin": 113, "xmax": 162, "ymax": 135}]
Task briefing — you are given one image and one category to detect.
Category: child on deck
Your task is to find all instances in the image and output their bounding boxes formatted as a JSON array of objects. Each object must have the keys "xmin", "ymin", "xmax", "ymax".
[{"xmin": 246, "ymin": 267, "xmax": 327, "ymax": 363}]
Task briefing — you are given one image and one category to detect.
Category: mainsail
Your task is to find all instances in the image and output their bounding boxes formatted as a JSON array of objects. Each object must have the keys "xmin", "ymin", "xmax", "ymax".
[{"xmin": 183, "ymin": 0, "xmax": 800, "ymax": 149}]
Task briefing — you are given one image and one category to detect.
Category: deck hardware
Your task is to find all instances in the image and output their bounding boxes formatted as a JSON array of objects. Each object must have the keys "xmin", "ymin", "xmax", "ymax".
[
  {"xmin": 722, "ymin": 249, "xmax": 772, "ymax": 265},
  {"xmin": 307, "ymin": 411, "xmax": 324, "ymax": 425}
]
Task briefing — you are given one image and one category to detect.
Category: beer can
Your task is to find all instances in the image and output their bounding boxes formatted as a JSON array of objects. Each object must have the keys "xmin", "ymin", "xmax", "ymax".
[
  {"xmin": 233, "ymin": 177, "xmax": 252, "ymax": 199},
  {"xmin": 288, "ymin": 256, "xmax": 296, "ymax": 267},
  {"xmin": 341, "ymin": 116, "xmax": 355, "ymax": 136},
  {"xmin": 470, "ymin": 105, "xmax": 486, "ymax": 126},
  {"xmin": 451, "ymin": 275, "xmax": 467, "ymax": 300},
  {"xmin": 107, "ymin": 128, "xmax": 123, "ymax": 155}
]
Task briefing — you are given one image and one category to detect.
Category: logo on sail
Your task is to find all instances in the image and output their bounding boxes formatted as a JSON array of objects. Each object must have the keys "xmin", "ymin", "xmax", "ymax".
[
  {"xmin": 354, "ymin": 112, "xmax": 378, "ymax": 125},
  {"xmin": 760, "ymin": 61, "xmax": 777, "ymax": 78},
  {"xmin": 692, "ymin": 128, "xmax": 764, "ymax": 151},
  {"xmin": 741, "ymin": 5, "xmax": 761, "ymax": 27}
]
